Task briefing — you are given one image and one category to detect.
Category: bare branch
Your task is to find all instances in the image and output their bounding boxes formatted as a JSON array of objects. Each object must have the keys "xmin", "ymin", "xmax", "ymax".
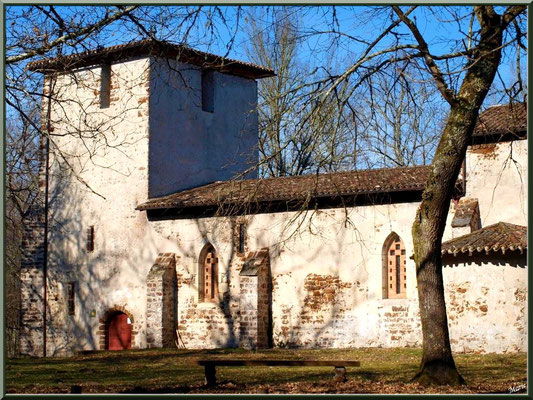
[
  {"xmin": 501, "ymin": 5, "xmax": 527, "ymax": 28},
  {"xmin": 7, "ymin": 5, "xmax": 139, "ymax": 65},
  {"xmin": 392, "ymin": 6, "xmax": 458, "ymax": 106}
]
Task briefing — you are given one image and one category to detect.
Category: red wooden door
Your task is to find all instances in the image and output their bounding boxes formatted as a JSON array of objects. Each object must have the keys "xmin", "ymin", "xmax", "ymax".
[{"xmin": 108, "ymin": 313, "xmax": 132, "ymax": 350}]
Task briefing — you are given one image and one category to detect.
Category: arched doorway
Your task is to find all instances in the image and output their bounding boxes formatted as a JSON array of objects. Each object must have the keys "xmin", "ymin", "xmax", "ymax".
[{"xmin": 107, "ymin": 312, "xmax": 132, "ymax": 350}]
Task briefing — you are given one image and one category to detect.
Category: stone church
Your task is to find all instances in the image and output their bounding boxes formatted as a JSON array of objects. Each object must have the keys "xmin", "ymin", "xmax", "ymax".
[{"xmin": 20, "ymin": 40, "xmax": 527, "ymax": 357}]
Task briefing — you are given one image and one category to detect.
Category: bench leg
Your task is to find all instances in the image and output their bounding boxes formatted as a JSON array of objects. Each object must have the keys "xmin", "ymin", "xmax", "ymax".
[
  {"xmin": 205, "ymin": 365, "xmax": 216, "ymax": 386},
  {"xmin": 334, "ymin": 367, "xmax": 347, "ymax": 383}
]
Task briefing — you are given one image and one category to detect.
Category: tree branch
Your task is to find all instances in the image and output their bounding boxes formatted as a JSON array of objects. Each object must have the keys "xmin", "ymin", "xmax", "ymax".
[
  {"xmin": 7, "ymin": 5, "xmax": 139, "ymax": 65},
  {"xmin": 392, "ymin": 6, "xmax": 458, "ymax": 106},
  {"xmin": 501, "ymin": 5, "xmax": 527, "ymax": 29},
  {"xmin": 321, "ymin": 6, "xmax": 417, "ymax": 103}
]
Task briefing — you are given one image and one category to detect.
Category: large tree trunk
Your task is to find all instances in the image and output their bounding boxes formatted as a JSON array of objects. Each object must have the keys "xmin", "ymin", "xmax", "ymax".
[
  {"xmin": 411, "ymin": 6, "xmax": 519, "ymax": 385},
  {"xmin": 411, "ymin": 106, "xmax": 480, "ymax": 386}
]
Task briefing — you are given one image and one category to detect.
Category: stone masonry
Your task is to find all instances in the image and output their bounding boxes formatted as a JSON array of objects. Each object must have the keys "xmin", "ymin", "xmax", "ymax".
[
  {"xmin": 19, "ymin": 40, "xmax": 527, "ymax": 356},
  {"xmin": 19, "ymin": 204, "xmax": 46, "ymax": 356},
  {"xmin": 239, "ymin": 248, "xmax": 271, "ymax": 349},
  {"xmin": 146, "ymin": 253, "xmax": 177, "ymax": 348}
]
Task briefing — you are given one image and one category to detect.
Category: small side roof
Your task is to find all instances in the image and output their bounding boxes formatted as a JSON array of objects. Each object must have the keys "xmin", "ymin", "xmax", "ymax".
[
  {"xmin": 442, "ymin": 222, "xmax": 527, "ymax": 256},
  {"xmin": 472, "ymin": 102, "xmax": 527, "ymax": 144},
  {"xmin": 27, "ymin": 39, "xmax": 275, "ymax": 79}
]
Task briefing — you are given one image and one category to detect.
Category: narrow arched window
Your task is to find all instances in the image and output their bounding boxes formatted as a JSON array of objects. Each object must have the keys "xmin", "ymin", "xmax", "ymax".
[
  {"xmin": 199, "ymin": 244, "xmax": 219, "ymax": 303},
  {"xmin": 383, "ymin": 233, "xmax": 407, "ymax": 299}
]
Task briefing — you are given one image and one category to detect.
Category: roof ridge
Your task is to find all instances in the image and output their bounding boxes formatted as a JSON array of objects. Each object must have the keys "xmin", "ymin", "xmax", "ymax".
[
  {"xmin": 498, "ymin": 221, "xmax": 526, "ymax": 242},
  {"xmin": 27, "ymin": 39, "xmax": 275, "ymax": 78},
  {"xmin": 225, "ymin": 164, "xmax": 431, "ymax": 185}
]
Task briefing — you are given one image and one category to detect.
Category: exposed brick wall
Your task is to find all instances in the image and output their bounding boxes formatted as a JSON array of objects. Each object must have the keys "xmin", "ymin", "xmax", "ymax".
[
  {"xmin": 469, "ymin": 143, "xmax": 498, "ymax": 159},
  {"xmin": 239, "ymin": 248, "xmax": 270, "ymax": 349},
  {"xmin": 303, "ymin": 274, "xmax": 352, "ymax": 312},
  {"xmin": 146, "ymin": 253, "xmax": 177, "ymax": 348},
  {"xmin": 239, "ymin": 277, "xmax": 258, "ymax": 348},
  {"xmin": 177, "ymin": 291, "xmax": 239, "ymax": 348},
  {"xmin": 20, "ymin": 204, "xmax": 46, "ymax": 356},
  {"xmin": 273, "ymin": 273, "xmax": 367, "ymax": 348},
  {"xmin": 377, "ymin": 301, "xmax": 422, "ymax": 347},
  {"xmin": 20, "ymin": 202, "xmax": 81, "ymax": 357},
  {"xmin": 177, "ymin": 248, "xmax": 241, "ymax": 349},
  {"xmin": 271, "ymin": 272, "xmax": 424, "ymax": 349},
  {"xmin": 176, "ymin": 245, "xmax": 272, "ymax": 350}
]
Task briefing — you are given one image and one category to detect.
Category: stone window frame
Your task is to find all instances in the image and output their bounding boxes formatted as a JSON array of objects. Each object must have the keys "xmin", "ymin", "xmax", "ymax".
[
  {"xmin": 382, "ymin": 232, "xmax": 407, "ymax": 299},
  {"xmin": 67, "ymin": 281, "xmax": 76, "ymax": 316},
  {"xmin": 233, "ymin": 217, "xmax": 248, "ymax": 257},
  {"xmin": 198, "ymin": 243, "xmax": 220, "ymax": 303}
]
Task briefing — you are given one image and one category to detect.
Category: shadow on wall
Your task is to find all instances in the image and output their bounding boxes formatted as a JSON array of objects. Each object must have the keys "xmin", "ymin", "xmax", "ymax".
[
  {"xmin": 443, "ymin": 252, "xmax": 526, "ymax": 269},
  {"xmin": 19, "ymin": 55, "xmax": 399, "ymax": 355},
  {"xmin": 24, "ymin": 168, "xmax": 434, "ymax": 354},
  {"xmin": 23, "ymin": 179, "xmax": 429, "ymax": 355},
  {"xmin": 167, "ymin": 206, "xmax": 421, "ymax": 351},
  {"xmin": 19, "ymin": 58, "xmax": 159, "ymax": 357},
  {"xmin": 22, "ymin": 158, "xmax": 171, "ymax": 356},
  {"xmin": 271, "ymin": 213, "xmax": 374, "ymax": 349},
  {"xmin": 170, "ymin": 217, "xmax": 242, "ymax": 349}
]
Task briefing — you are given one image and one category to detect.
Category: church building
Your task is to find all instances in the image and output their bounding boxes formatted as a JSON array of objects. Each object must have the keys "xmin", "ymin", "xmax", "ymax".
[{"xmin": 20, "ymin": 40, "xmax": 527, "ymax": 357}]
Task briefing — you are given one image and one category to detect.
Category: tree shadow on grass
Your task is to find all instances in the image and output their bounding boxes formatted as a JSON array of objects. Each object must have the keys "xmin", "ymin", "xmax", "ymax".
[
  {"xmin": 123, "ymin": 385, "xmax": 195, "ymax": 394},
  {"xmin": 72, "ymin": 349, "xmax": 205, "ymax": 363}
]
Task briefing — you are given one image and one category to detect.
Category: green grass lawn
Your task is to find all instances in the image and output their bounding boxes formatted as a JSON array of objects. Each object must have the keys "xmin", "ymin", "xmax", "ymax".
[{"xmin": 5, "ymin": 347, "xmax": 527, "ymax": 394}]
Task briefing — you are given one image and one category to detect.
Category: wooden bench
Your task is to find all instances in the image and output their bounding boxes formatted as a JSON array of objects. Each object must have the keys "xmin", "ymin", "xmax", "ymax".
[{"xmin": 195, "ymin": 359, "xmax": 361, "ymax": 386}]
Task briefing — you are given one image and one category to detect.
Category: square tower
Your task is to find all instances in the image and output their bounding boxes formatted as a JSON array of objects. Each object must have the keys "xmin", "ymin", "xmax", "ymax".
[{"xmin": 21, "ymin": 40, "xmax": 274, "ymax": 356}]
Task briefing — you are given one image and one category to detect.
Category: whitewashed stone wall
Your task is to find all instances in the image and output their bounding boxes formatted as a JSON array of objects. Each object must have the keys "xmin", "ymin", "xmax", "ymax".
[
  {"xmin": 21, "ymin": 57, "xmax": 153, "ymax": 356},
  {"xmin": 20, "ymin": 53, "xmax": 527, "ymax": 356},
  {"xmin": 466, "ymin": 139, "xmax": 527, "ymax": 226},
  {"xmin": 443, "ymin": 252, "xmax": 527, "ymax": 353},
  {"xmin": 148, "ymin": 58, "xmax": 258, "ymax": 196}
]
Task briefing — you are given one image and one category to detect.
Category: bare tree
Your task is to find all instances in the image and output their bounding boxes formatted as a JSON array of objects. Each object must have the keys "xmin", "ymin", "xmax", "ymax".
[
  {"xmin": 393, "ymin": 6, "xmax": 526, "ymax": 385},
  {"xmin": 246, "ymin": 8, "xmax": 305, "ymax": 177},
  {"xmin": 5, "ymin": 4, "xmax": 243, "ymax": 357},
  {"xmin": 5, "ymin": 104, "xmax": 42, "ymax": 356},
  {"xmin": 284, "ymin": 4, "xmax": 526, "ymax": 384},
  {"xmin": 247, "ymin": 8, "xmax": 359, "ymax": 177},
  {"xmin": 356, "ymin": 67, "xmax": 442, "ymax": 168},
  {"xmin": 5, "ymin": 6, "xmax": 527, "ymax": 384}
]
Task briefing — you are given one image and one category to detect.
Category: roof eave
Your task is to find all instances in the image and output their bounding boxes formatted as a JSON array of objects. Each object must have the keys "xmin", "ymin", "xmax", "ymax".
[
  {"xmin": 135, "ymin": 186, "xmax": 427, "ymax": 212},
  {"xmin": 27, "ymin": 41, "xmax": 275, "ymax": 79}
]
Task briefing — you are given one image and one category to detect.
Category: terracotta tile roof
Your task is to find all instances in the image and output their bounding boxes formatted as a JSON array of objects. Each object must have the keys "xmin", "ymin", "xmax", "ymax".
[
  {"xmin": 27, "ymin": 39, "xmax": 275, "ymax": 79},
  {"xmin": 473, "ymin": 102, "xmax": 527, "ymax": 138},
  {"xmin": 136, "ymin": 165, "xmax": 431, "ymax": 211},
  {"xmin": 442, "ymin": 222, "xmax": 527, "ymax": 256}
]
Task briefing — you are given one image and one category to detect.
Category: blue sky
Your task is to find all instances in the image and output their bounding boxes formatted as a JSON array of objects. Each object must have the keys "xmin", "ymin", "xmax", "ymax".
[
  {"xmin": 7, "ymin": 5, "xmax": 525, "ymax": 77},
  {"xmin": 5, "ymin": 5, "xmax": 527, "ymax": 119}
]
